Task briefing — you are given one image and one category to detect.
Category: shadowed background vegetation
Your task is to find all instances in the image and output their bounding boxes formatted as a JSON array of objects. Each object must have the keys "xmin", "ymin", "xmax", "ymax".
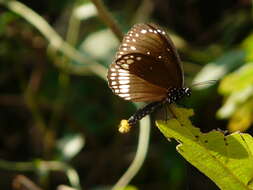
[{"xmin": 0, "ymin": 0, "xmax": 253, "ymax": 189}]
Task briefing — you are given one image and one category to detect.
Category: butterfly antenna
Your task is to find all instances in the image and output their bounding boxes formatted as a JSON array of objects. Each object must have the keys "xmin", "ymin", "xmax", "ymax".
[{"xmin": 190, "ymin": 80, "xmax": 218, "ymax": 88}]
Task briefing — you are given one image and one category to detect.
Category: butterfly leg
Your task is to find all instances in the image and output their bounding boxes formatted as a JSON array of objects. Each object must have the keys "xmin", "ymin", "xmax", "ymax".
[{"xmin": 164, "ymin": 104, "xmax": 168, "ymax": 123}]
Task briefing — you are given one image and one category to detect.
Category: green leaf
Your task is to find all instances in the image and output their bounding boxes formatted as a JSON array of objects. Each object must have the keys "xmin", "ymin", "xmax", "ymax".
[
  {"xmin": 217, "ymin": 86, "xmax": 253, "ymax": 119},
  {"xmin": 227, "ymin": 97, "xmax": 253, "ymax": 132},
  {"xmin": 219, "ymin": 63, "xmax": 253, "ymax": 95},
  {"xmin": 217, "ymin": 63, "xmax": 253, "ymax": 131},
  {"xmin": 156, "ymin": 105, "xmax": 253, "ymax": 190}
]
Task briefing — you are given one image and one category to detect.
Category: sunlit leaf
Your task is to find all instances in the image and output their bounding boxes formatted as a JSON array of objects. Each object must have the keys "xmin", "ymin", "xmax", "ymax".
[
  {"xmin": 217, "ymin": 63, "xmax": 253, "ymax": 131},
  {"xmin": 228, "ymin": 98, "xmax": 253, "ymax": 132},
  {"xmin": 242, "ymin": 33, "xmax": 253, "ymax": 62},
  {"xmin": 217, "ymin": 86, "xmax": 253, "ymax": 119},
  {"xmin": 156, "ymin": 105, "xmax": 253, "ymax": 190},
  {"xmin": 219, "ymin": 63, "xmax": 253, "ymax": 95}
]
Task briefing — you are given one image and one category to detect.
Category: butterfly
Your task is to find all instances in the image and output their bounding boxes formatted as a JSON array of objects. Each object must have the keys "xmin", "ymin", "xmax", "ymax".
[{"xmin": 107, "ymin": 23, "xmax": 191, "ymax": 133}]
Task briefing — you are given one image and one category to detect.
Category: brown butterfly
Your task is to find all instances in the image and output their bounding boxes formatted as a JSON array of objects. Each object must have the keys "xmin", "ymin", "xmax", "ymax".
[{"xmin": 107, "ymin": 23, "xmax": 191, "ymax": 133}]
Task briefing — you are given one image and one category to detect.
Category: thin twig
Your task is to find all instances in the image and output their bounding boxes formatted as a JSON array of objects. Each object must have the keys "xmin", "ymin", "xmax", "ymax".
[
  {"xmin": 90, "ymin": 0, "xmax": 124, "ymax": 41},
  {"xmin": 87, "ymin": 1, "xmax": 151, "ymax": 188},
  {"xmin": 0, "ymin": 159, "xmax": 82, "ymax": 190},
  {"xmin": 24, "ymin": 59, "xmax": 47, "ymax": 136},
  {"xmin": 13, "ymin": 175, "xmax": 44, "ymax": 190},
  {"xmin": 112, "ymin": 116, "xmax": 150, "ymax": 190},
  {"xmin": 0, "ymin": 0, "xmax": 107, "ymax": 80},
  {"xmin": 132, "ymin": 0, "xmax": 154, "ymax": 23}
]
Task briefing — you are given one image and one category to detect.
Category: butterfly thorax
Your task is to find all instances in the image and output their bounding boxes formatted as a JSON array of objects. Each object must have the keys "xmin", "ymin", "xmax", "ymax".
[{"xmin": 164, "ymin": 87, "xmax": 191, "ymax": 103}]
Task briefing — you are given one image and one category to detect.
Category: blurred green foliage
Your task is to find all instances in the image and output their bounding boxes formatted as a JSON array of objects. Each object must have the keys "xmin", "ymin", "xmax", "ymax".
[
  {"xmin": 0, "ymin": 0, "xmax": 253, "ymax": 190},
  {"xmin": 157, "ymin": 106, "xmax": 253, "ymax": 190}
]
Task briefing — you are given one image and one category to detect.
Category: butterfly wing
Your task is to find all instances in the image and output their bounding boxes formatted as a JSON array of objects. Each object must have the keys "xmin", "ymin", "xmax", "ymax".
[
  {"xmin": 115, "ymin": 23, "xmax": 184, "ymax": 88},
  {"xmin": 108, "ymin": 63, "xmax": 166, "ymax": 102},
  {"xmin": 107, "ymin": 23, "xmax": 184, "ymax": 102}
]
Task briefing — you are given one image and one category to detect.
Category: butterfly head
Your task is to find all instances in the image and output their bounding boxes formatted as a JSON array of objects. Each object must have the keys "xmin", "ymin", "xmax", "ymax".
[
  {"xmin": 183, "ymin": 87, "xmax": 191, "ymax": 97},
  {"xmin": 166, "ymin": 87, "xmax": 191, "ymax": 103}
]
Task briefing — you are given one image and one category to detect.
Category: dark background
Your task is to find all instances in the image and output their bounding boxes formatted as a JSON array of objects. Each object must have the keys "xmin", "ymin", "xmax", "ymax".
[{"xmin": 0, "ymin": 0, "xmax": 252, "ymax": 189}]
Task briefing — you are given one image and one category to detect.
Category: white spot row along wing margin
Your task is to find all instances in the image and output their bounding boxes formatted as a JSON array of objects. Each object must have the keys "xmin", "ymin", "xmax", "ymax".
[
  {"xmin": 116, "ymin": 23, "xmax": 167, "ymax": 60},
  {"xmin": 108, "ymin": 64, "xmax": 131, "ymax": 100},
  {"xmin": 108, "ymin": 63, "xmax": 168, "ymax": 102}
]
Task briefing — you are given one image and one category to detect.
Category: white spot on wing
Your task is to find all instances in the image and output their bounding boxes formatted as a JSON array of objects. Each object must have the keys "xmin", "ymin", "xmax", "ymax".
[
  {"xmin": 120, "ymin": 88, "xmax": 129, "ymax": 93},
  {"xmin": 130, "ymin": 46, "xmax": 136, "ymax": 50},
  {"xmin": 111, "ymin": 81, "xmax": 117, "ymax": 85},
  {"xmin": 126, "ymin": 59, "xmax": 134, "ymax": 64},
  {"xmin": 119, "ymin": 80, "xmax": 130, "ymax": 84},
  {"xmin": 119, "ymin": 93, "xmax": 130, "ymax": 97},
  {"xmin": 119, "ymin": 85, "xmax": 130, "ymax": 89},
  {"xmin": 118, "ymin": 69, "xmax": 128, "ymax": 73},
  {"xmin": 118, "ymin": 76, "xmax": 129, "ymax": 80},
  {"xmin": 141, "ymin": 29, "xmax": 147, "ymax": 34},
  {"xmin": 121, "ymin": 64, "xmax": 129, "ymax": 69},
  {"xmin": 118, "ymin": 73, "xmax": 130, "ymax": 76}
]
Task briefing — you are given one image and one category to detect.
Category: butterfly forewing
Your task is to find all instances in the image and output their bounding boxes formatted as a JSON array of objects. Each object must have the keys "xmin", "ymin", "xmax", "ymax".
[
  {"xmin": 116, "ymin": 53, "xmax": 182, "ymax": 89},
  {"xmin": 115, "ymin": 23, "xmax": 184, "ymax": 88}
]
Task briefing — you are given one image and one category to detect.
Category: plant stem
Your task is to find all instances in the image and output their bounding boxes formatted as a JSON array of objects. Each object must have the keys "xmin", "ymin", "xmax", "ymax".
[
  {"xmin": 0, "ymin": 0, "xmax": 107, "ymax": 80},
  {"xmin": 0, "ymin": 159, "xmax": 81, "ymax": 190},
  {"xmin": 112, "ymin": 116, "xmax": 150, "ymax": 190},
  {"xmin": 90, "ymin": 0, "xmax": 124, "ymax": 41}
]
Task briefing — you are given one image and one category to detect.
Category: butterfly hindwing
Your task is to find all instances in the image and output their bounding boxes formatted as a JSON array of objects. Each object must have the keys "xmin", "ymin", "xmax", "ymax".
[{"xmin": 108, "ymin": 63, "xmax": 167, "ymax": 102}]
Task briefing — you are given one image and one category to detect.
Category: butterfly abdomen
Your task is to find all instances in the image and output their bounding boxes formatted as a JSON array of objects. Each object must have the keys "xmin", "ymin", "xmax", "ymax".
[{"xmin": 128, "ymin": 101, "xmax": 163, "ymax": 126}]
